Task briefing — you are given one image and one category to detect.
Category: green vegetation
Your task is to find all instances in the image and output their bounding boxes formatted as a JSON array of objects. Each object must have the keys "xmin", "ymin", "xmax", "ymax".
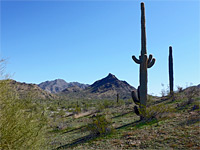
[
  {"xmin": 44, "ymin": 86, "xmax": 199, "ymax": 150},
  {"xmin": 87, "ymin": 114, "xmax": 114, "ymax": 136},
  {"xmin": 0, "ymin": 79, "xmax": 47, "ymax": 150}
]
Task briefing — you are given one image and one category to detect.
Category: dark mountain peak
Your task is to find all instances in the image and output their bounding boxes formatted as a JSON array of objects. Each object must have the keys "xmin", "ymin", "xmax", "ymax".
[
  {"xmin": 89, "ymin": 74, "xmax": 136, "ymax": 98},
  {"xmin": 91, "ymin": 73, "xmax": 119, "ymax": 88},
  {"xmin": 102, "ymin": 73, "xmax": 118, "ymax": 82},
  {"xmin": 107, "ymin": 73, "xmax": 117, "ymax": 79}
]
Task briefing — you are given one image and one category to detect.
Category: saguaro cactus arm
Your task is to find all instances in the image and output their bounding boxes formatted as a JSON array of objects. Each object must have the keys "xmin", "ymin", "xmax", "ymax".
[
  {"xmin": 137, "ymin": 86, "xmax": 140, "ymax": 100},
  {"xmin": 132, "ymin": 91, "xmax": 140, "ymax": 104},
  {"xmin": 147, "ymin": 54, "xmax": 153, "ymax": 64},
  {"xmin": 132, "ymin": 55, "xmax": 141, "ymax": 64},
  {"xmin": 147, "ymin": 56, "xmax": 156, "ymax": 68},
  {"xmin": 134, "ymin": 106, "xmax": 140, "ymax": 116}
]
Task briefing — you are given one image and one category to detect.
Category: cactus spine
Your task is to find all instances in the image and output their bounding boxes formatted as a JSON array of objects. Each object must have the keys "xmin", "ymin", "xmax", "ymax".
[
  {"xmin": 132, "ymin": 2, "xmax": 156, "ymax": 119},
  {"xmin": 169, "ymin": 46, "xmax": 174, "ymax": 96}
]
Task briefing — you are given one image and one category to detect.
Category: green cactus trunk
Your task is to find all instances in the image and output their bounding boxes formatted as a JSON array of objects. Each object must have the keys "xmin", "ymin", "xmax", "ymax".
[
  {"xmin": 169, "ymin": 46, "xmax": 174, "ymax": 96},
  {"xmin": 132, "ymin": 2, "xmax": 156, "ymax": 120}
]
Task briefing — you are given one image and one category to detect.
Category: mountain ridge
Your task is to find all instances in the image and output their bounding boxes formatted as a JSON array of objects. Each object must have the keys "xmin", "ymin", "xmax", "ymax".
[
  {"xmin": 38, "ymin": 79, "xmax": 89, "ymax": 93},
  {"xmin": 7, "ymin": 73, "xmax": 137, "ymax": 100},
  {"xmin": 61, "ymin": 73, "xmax": 136, "ymax": 100}
]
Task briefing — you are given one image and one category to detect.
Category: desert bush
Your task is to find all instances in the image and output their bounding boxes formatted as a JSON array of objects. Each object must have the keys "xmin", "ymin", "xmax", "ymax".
[
  {"xmin": 125, "ymin": 99, "xmax": 133, "ymax": 105},
  {"xmin": 96, "ymin": 102, "xmax": 105, "ymax": 112},
  {"xmin": 177, "ymin": 85, "xmax": 183, "ymax": 93},
  {"xmin": 138, "ymin": 103, "xmax": 175, "ymax": 121},
  {"xmin": 87, "ymin": 114, "xmax": 114, "ymax": 136},
  {"xmin": 58, "ymin": 109, "xmax": 66, "ymax": 117},
  {"xmin": 185, "ymin": 87, "xmax": 199, "ymax": 104},
  {"xmin": 103, "ymin": 100, "xmax": 112, "ymax": 108},
  {"xmin": 160, "ymin": 84, "xmax": 170, "ymax": 97},
  {"xmin": 48, "ymin": 105, "xmax": 58, "ymax": 111},
  {"xmin": 0, "ymin": 79, "xmax": 47, "ymax": 149},
  {"xmin": 82, "ymin": 101, "xmax": 89, "ymax": 111},
  {"xmin": 191, "ymin": 101, "xmax": 200, "ymax": 111},
  {"xmin": 74, "ymin": 105, "xmax": 81, "ymax": 114},
  {"xmin": 147, "ymin": 95, "xmax": 156, "ymax": 105},
  {"xmin": 117, "ymin": 99, "xmax": 125, "ymax": 106}
]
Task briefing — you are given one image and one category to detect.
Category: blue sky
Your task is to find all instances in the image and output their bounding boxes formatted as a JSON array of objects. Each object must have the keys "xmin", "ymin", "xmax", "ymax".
[{"xmin": 1, "ymin": 0, "xmax": 199, "ymax": 96}]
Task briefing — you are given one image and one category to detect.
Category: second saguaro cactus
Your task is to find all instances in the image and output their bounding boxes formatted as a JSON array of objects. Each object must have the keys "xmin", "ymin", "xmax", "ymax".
[
  {"xmin": 132, "ymin": 2, "xmax": 156, "ymax": 119},
  {"xmin": 169, "ymin": 46, "xmax": 174, "ymax": 96}
]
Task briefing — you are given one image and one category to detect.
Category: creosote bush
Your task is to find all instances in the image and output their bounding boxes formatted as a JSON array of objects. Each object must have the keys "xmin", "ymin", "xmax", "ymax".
[
  {"xmin": 87, "ymin": 114, "xmax": 114, "ymax": 136},
  {"xmin": 0, "ymin": 79, "xmax": 47, "ymax": 150},
  {"xmin": 137, "ymin": 103, "xmax": 175, "ymax": 122}
]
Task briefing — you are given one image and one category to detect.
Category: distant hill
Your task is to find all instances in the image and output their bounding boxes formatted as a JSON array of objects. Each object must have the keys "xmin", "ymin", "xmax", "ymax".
[
  {"xmin": 38, "ymin": 79, "xmax": 89, "ymax": 93},
  {"xmin": 7, "ymin": 80, "xmax": 57, "ymax": 100},
  {"xmin": 61, "ymin": 73, "xmax": 136, "ymax": 100}
]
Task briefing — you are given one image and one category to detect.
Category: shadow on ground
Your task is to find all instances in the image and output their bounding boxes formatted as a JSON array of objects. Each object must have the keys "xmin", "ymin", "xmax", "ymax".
[
  {"xmin": 112, "ymin": 111, "xmax": 134, "ymax": 119},
  {"xmin": 55, "ymin": 119, "xmax": 141, "ymax": 150}
]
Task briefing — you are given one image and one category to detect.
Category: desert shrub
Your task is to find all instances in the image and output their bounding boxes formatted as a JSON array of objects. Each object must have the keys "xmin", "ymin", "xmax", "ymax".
[
  {"xmin": 50, "ymin": 118, "xmax": 66, "ymax": 132},
  {"xmin": 117, "ymin": 99, "xmax": 125, "ymax": 106},
  {"xmin": 138, "ymin": 103, "xmax": 175, "ymax": 121},
  {"xmin": 82, "ymin": 101, "xmax": 89, "ymax": 111},
  {"xmin": 58, "ymin": 109, "xmax": 66, "ymax": 117},
  {"xmin": 177, "ymin": 98, "xmax": 200, "ymax": 111},
  {"xmin": 185, "ymin": 87, "xmax": 199, "ymax": 104},
  {"xmin": 191, "ymin": 101, "xmax": 200, "ymax": 111},
  {"xmin": 125, "ymin": 99, "xmax": 133, "ymax": 105},
  {"xmin": 48, "ymin": 105, "xmax": 58, "ymax": 111},
  {"xmin": 177, "ymin": 85, "xmax": 183, "ymax": 92},
  {"xmin": 160, "ymin": 84, "xmax": 170, "ymax": 97},
  {"xmin": 103, "ymin": 100, "xmax": 112, "ymax": 108},
  {"xmin": 0, "ymin": 80, "xmax": 47, "ymax": 150},
  {"xmin": 147, "ymin": 95, "xmax": 156, "ymax": 105},
  {"xmin": 87, "ymin": 114, "xmax": 114, "ymax": 136},
  {"xmin": 74, "ymin": 105, "xmax": 81, "ymax": 114},
  {"xmin": 96, "ymin": 102, "xmax": 105, "ymax": 112}
]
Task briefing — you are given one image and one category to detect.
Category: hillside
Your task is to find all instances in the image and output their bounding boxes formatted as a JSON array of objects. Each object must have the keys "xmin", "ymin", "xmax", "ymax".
[
  {"xmin": 46, "ymin": 85, "xmax": 200, "ymax": 149},
  {"xmin": 7, "ymin": 79, "xmax": 58, "ymax": 100},
  {"xmin": 61, "ymin": 73, "xmax": 136, "ymax": 100}
]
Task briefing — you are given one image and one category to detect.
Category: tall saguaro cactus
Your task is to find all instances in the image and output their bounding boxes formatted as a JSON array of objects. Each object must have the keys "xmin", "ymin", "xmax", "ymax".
[
  {"xmin": 169, "ymin": 46, "xmax": 174, "ymax": 96},
  {"xmin": 132, "ymin": 2, "xmax": 156, "ymax": 119}
]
